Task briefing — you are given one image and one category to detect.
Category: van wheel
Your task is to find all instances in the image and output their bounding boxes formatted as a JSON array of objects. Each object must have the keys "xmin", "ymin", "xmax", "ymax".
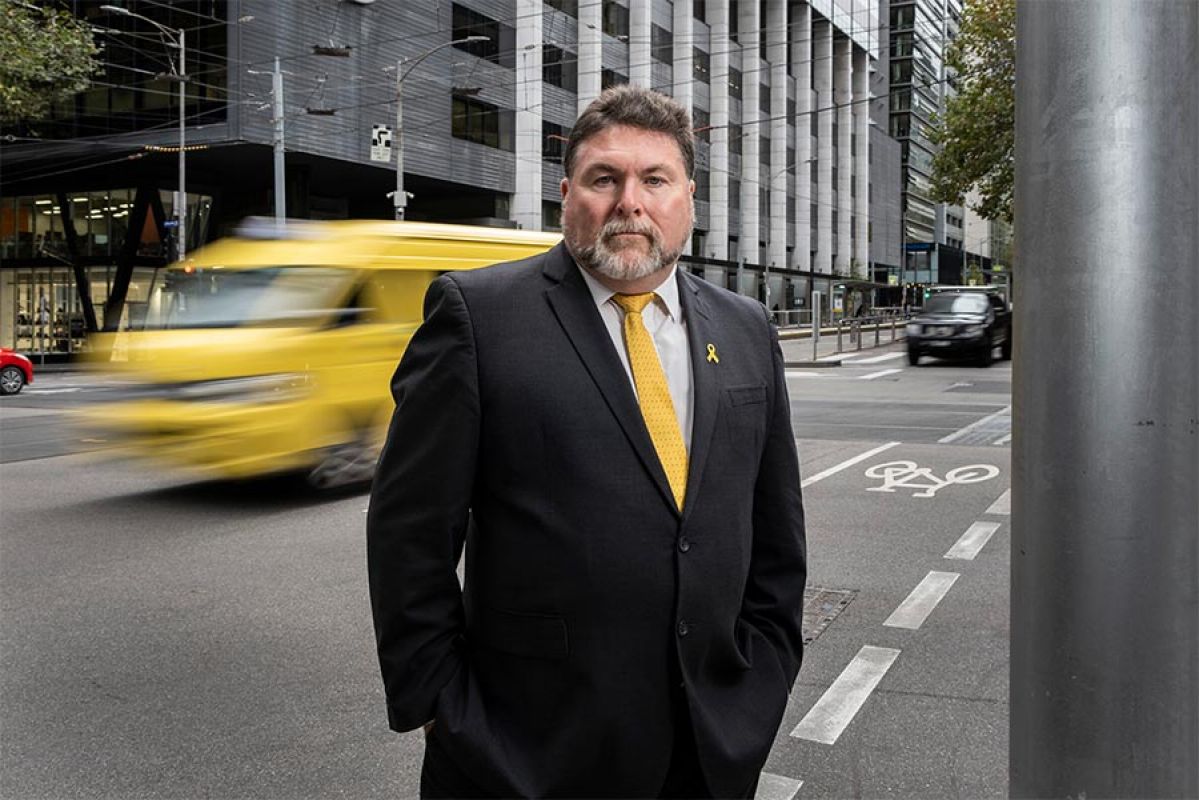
[
  {"xmin": 0, "ymin": 366, "xmax": 25, "ymax": 395},
  {"xmin": 307, "ymin": 434, "xmax": 378, "ymax": 490}
]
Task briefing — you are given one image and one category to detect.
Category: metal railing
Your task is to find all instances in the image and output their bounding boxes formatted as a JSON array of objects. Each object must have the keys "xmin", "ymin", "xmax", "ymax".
[{"xmin": 833, "ymin": 314, "xmax": 911, "ymax": 353}]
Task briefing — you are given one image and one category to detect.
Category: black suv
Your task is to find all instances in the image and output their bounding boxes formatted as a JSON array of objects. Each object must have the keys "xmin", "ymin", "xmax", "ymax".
[{"xmin": 906, "ymin": 291, "xmax": 1012, "ymax": 367}]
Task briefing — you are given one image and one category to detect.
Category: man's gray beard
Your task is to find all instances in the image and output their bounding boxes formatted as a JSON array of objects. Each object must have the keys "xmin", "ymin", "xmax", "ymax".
[{"xmin": 565, "ymin": 217, "xmax": 692, "ymax": 283}]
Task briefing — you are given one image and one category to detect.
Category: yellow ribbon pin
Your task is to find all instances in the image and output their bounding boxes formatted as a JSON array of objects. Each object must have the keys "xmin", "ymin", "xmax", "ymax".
[{"xmin": 706, "ymin": 343, "xmax": 720, "ymax": 364}]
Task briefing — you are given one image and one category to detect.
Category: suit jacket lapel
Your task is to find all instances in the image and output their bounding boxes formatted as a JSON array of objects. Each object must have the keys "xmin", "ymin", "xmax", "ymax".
[
  {"xmin": 677, "ymin": 270, "xmax": 721, "ymax": 527},
  {"xmin": 542, "ymin": 244, "xmax": 679, "ymax": 513}
]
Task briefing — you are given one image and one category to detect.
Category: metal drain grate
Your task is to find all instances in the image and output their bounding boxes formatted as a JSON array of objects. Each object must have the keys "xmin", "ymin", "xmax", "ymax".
[{"xmin": 802, "ymin": 587, "xmax": 857, "ymax": 644}]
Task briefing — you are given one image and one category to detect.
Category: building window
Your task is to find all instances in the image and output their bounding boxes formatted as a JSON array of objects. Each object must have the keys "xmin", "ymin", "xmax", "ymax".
[
  {"xmin": 452, "ymin": 95, "xmax": 511, "ymax": 151},
  {"xmin": 543, "ymin": 120, "xmax": 568, "ymax": 162},
  {"xmin": 729, "ymin": 68, "xmax": 742, "ymax": 100},
  {"xmin": 694, "ymin": 0, "xmax": 706, "ymax": 23},
  {"xmin": 693, "ymin": 107, "xmax": 710, "ymax": 142},
  {"xmin": 890, "ymin": 5, "xmax": 914, "ymax": 30},
  {"xmin": 542, "ymin": 201, "xmax": 563, "ymax": 230},
  {"xmin": 651, "ymin": 24, "xmax": 673, "ymax": 64},
  {"xmin": 729, "ymin": 0, "xmax": 739, "ymax": 41},
  {"xmin": 602, "ymin": 1, "xmax": 629, "ymax": 38},
  {"xmin": 694, "ymin": 169, "xmax": 710, "ymax": 202},
  {"xmin": 452, "ymin": 4, "xmax": 514, "ymax": 68},
  {"xmin": 693, "ymin": 48, "xmax": 710, "ymax": 84},
  {"xmin": 890, "ymin": 59, "xmax": 912, "ymax": 84},
  {"xmin": 545, "ymin": 0, "xmax": 578, "ymax": 17},
  {"xmin": 731, "ymin": 178, "xmax": 741, "ymax": 210},
  {"xmin": 760, "ymin": 85, "xmax": 770, "ymax": 113},
  {"xmin": 760, "ymin": 137, "xmax": 770, "ymax": 166},
  {"xmin": 602, "ymin": 68, "xmax": 628, "ymax": 89},
  {"xmin": 730, "ymin": 123, "xmax": 743, "ymax": 154},
  {"xmin": 787, "ymin": 95, "xmax": 796, "ymax": 121},
  {"xmin": 543, "ymin": 45, "xmax": 578, "ymax": 92}
]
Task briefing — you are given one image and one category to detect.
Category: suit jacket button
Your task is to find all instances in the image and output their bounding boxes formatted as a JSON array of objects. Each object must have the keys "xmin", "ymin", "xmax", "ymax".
[
  {"xmin": 677, "ymin": 620, "xmax": 690, "ymax": 637},
  {"xmin": 678, "ymin": 537, "xmax": 691, "ymax": 553}
]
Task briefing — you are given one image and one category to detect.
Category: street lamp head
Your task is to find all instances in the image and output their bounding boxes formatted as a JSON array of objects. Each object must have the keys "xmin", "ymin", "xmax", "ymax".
[
  {"xmin": 99, "ymin": 4, "xmax": 130, "ymax": 14},
  {"xmin": 462, "ymin": 35, "xmax": 489, "ymax": 43}
]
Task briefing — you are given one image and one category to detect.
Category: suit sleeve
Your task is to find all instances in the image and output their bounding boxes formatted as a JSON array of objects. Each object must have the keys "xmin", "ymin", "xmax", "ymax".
[
  {"xmin": 741, "ymin": 307, "xmax": 808, "ymax": 687},
  {"xmin": 366, "ymin": 274, "xmax": 478, "ymax": 732}
]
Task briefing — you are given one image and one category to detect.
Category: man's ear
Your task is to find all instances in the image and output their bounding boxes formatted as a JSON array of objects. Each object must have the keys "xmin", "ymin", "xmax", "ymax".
[
  {"xmin": 689, "ymin": 179, "xmax": 696, "ymax": 196},
  {"xmin": 560, "ymin": 177, "xmax": 570, "ymax": 203}
]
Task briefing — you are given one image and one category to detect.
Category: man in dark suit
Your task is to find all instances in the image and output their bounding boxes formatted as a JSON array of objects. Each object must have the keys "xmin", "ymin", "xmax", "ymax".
[{"xmin": 368, "ymin": 86, "xmax": 806, "ymax": 799}]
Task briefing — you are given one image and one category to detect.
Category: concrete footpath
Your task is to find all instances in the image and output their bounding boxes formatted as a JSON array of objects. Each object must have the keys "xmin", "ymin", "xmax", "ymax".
[{"xmin": 778, "ymin": 320, "xmax": 909, "ymax": 366}]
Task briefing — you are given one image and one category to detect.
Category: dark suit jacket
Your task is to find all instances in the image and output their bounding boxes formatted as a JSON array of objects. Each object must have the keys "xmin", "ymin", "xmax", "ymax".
[{"xmin": 367, "ymin": 242, "xmax": 806, "ymax": 798}]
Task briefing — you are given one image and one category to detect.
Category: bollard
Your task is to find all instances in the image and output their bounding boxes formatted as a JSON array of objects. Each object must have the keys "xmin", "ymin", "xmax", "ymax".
[
  {"xmin": 874, "ymin": 319, "xmax": 881, "ymax": 347},
  {"xmin": 855, "ymin": 321, "xmax": 863, "ymax": 351},
  {"xmin": 835, "ymin": 321, "xmax": 843, "ymax": 353}
]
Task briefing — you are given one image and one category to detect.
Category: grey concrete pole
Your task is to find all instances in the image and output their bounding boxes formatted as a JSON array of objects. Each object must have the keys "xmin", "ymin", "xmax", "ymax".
[
  {"xmin": 273, "ymin": 58, "xmax": 286, "ymax": 226},
  {"xmin": 1011, "ymin": 3, "xmax": 1198, "ymax": 799}
]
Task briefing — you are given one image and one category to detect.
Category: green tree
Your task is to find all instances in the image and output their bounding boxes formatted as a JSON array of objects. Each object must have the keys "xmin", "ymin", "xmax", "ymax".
[
  {"xmin": 0, "ymin": 0, "xmax": 100, "ymax": 124},
  {"xmin": 929, "ymin": 0, "xmax": 1015, "ymax": 223}
]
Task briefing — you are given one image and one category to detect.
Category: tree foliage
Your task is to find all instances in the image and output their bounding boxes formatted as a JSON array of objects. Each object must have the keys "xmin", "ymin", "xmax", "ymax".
[
  {"xmin": 0, "ymin": 0, "xmax": 100, "ymax": 124},
  {"xmin": 929, "ymin": 0, "xmax": 1014, "ymax": 223}
]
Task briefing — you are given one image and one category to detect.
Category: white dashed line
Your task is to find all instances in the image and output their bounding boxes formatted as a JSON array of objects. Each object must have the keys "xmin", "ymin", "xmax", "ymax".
[
  {"xmin": 984, "ymin": 488, "xmax": 1011, "ymax": 515},
  {"xmin": 944, "ymin": 521, "xmax": 1001, "ymax": 560},
  {"xmin": 800, "ymin": 442, "xmax": 902, "ymax": 488},
  {"xmin": 755, "ymin": 773, "xmax": 803, "ymax": 800},
  {"xmin": 790, "ymin": 645, "xmax": 900, "ymax": 745},
  {"xmin": 858, "ymin": 368, "xmax": 903, "ymax": 381},
  {"xmin": 883, "ymin": 571, "xmax": 960, "ymax": 629}
]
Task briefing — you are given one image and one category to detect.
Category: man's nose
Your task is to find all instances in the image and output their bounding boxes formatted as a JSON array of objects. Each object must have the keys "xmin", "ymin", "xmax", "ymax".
[{"xmin": 615, "ymin": 180, "xmax": 644, "ymax": 216}]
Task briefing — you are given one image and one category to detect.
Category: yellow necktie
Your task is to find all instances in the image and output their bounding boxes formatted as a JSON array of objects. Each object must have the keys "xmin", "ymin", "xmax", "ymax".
[{"xmin": 613, "ymin": 292, "xmax": 688, "ymax": 511}]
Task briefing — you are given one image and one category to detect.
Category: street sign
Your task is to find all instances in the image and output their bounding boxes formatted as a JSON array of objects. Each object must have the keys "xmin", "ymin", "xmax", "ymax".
[{"xmin": 370, "ymin": 125, "xmax": 393, "ymax": 163}]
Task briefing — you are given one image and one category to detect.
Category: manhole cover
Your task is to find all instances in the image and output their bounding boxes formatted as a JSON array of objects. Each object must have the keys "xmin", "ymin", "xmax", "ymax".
[{"xmin": 802, "ymin": 587, "xmax": 857, "ymax": 644}]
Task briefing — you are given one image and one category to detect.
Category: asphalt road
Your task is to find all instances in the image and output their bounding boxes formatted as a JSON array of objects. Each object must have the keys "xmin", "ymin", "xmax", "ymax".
[{"xmin": 0, "ymin": 347, "xmax": 1012, "ymax": 799}]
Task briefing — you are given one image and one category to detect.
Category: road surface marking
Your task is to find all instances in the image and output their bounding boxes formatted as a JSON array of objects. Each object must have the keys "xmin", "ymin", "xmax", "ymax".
[
  {"xmin": 992, "ymin": 433, "xmax": 1012, "ymax": 446},
  {"xmin": 945, "ymin": 521, "xmax": 1001, "ymax": 560},
  {"xmin": 984, "ymin": 488, "xmax": 1011, "ymax": 515},
  {"xmin": 859, "ymin": 368, "xmax": 903, "ymax": 381},
  {"xmin": 865, "ymin": 461, "xmax": 999, "ymax": 498},
  {"xmin": 851, "ymin": 351, "xmax": 907, "ymax": 364},
  {"xmin": 818, "ymin": 353, "xmax": 847, "ymax": 362},
  {"xmin": 939, "ymin": 405, "xmax": 1011, "ymax": 444},
  {"xmin": 785, "ymin": 370, "xmax": 826, "ymax": 378},
  {"xmin": 755, "ymin": 773, "xmax": 803, "ymax": 800},
  {"xmin": 800, "ymin": 442, "xmax": 902, "ymax": 488},
  {"xmin": 790, "ymin": 645, "xmax": 900, "ymax": 745},
  {"xmin": 884, "ymin": 571, "xmax": 960, "ymax": 629}
]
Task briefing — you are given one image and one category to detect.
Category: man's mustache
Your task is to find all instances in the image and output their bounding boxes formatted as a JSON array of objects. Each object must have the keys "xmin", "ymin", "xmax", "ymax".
[{"xmin": 600, "ymin": 220, "xmax": 657, "ymax": 241}]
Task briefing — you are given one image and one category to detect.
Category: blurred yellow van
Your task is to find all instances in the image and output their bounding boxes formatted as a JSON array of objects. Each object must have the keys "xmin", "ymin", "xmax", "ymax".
[{"xmin": 84, "ymin": 219, "xmax": 560, "ymax": 488}]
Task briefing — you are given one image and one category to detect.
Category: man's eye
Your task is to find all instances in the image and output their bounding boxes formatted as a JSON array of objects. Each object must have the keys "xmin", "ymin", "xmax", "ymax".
[
  {"xmin": 645, "ymin": 176, "xmax": 665, "ymax": 186},
  {"xmin": 593, "ymin": 176, "xmax": 614, "ymax": 186}
]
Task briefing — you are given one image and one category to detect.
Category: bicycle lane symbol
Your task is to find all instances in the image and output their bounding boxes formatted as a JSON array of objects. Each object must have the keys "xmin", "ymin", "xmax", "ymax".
[{"xmin": 864, "ymin": 461, "xmax": 1000, "ymax": 498}]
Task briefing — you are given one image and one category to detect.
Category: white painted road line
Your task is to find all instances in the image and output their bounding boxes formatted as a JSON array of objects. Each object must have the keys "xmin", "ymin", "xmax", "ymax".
[
  {"xmin": 800, "ymin": 441, "xmax": 902, "ymax": 488},
  {"xmin": 992, "ymin": 433, "xmax": 1012, "ymax": 446},
  {"xmin": 859, "ymin": 368, "xmax": 903, "ymax": 381},
  {"xmin": 755, "ymin": 773, "xmax": 803, "ymax": 800},
  {"xmin": 939, "ymin": 405, "xmax": 1011, "ymax": 444},
  {"xmin": 945, "ymin": 521, "xmax": 1001, "ymax": 560},
  {"xmin": 785, "ymin": 370, "xmax": 826, "ymax": 378},
  {"xmin": 884, "ymin": 571, "xmax": 960, "ymax": 630},
  {"xmin": 790, "ymin": 645, "xmax": 901, "ymax": 745},
  {"xmin": 985, "ymin": 488, "xmax": 1011, "ymax": 515},
  {"xmin": 818, "ymin": 353, "xmax": 847, "ymax": 362},
  {"xmin": 851, "ymin": 351, "xmax": 907, "ymax": 364}
]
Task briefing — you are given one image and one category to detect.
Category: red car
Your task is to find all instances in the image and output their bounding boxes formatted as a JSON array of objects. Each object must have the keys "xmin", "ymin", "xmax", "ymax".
[{"xmin": 0, "ymin": 348, "xmax": 34, "ymax": 395}]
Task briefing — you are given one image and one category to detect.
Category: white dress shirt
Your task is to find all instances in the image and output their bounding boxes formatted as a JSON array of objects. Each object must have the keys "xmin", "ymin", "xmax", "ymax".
[{"xmin": 577, "ymin": 264, "xmax": 695, "ymax": 452}]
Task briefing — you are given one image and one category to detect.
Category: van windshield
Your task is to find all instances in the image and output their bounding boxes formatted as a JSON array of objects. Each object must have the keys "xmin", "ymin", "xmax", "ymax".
[{"xmin": 144, "ymin": 267, "xmax": 353, "ymax": 330}]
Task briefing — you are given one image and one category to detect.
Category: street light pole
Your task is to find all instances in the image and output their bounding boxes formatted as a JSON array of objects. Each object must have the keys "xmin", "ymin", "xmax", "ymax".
[
  {"xmin": 101, "ymin": 6, "xmax": 186, "ymax": 260},
  {"xmin": 391, "ymin": 36, "xmax": 488, "ymax": 220}
]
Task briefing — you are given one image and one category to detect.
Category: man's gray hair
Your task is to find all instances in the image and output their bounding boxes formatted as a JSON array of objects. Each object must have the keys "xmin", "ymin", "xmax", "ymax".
[{"xmin": 563, "ymin": 85, "xmax": 695, "ymax": 179}]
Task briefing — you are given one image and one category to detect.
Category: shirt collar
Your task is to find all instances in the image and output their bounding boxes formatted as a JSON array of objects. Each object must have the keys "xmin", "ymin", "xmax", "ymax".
[{"xmin": 577, "ymin": 262, "xmax": 682, "ymax": 322}]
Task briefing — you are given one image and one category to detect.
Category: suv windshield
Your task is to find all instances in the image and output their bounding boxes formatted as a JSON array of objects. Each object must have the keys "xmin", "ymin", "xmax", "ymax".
[
  {"xmin": 924, "ymin": 294, "xmax": 989, "ymax": 314},
  {"xmin": 144, "ymin": 267, "xmax": 352, "ymax": 330}
]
